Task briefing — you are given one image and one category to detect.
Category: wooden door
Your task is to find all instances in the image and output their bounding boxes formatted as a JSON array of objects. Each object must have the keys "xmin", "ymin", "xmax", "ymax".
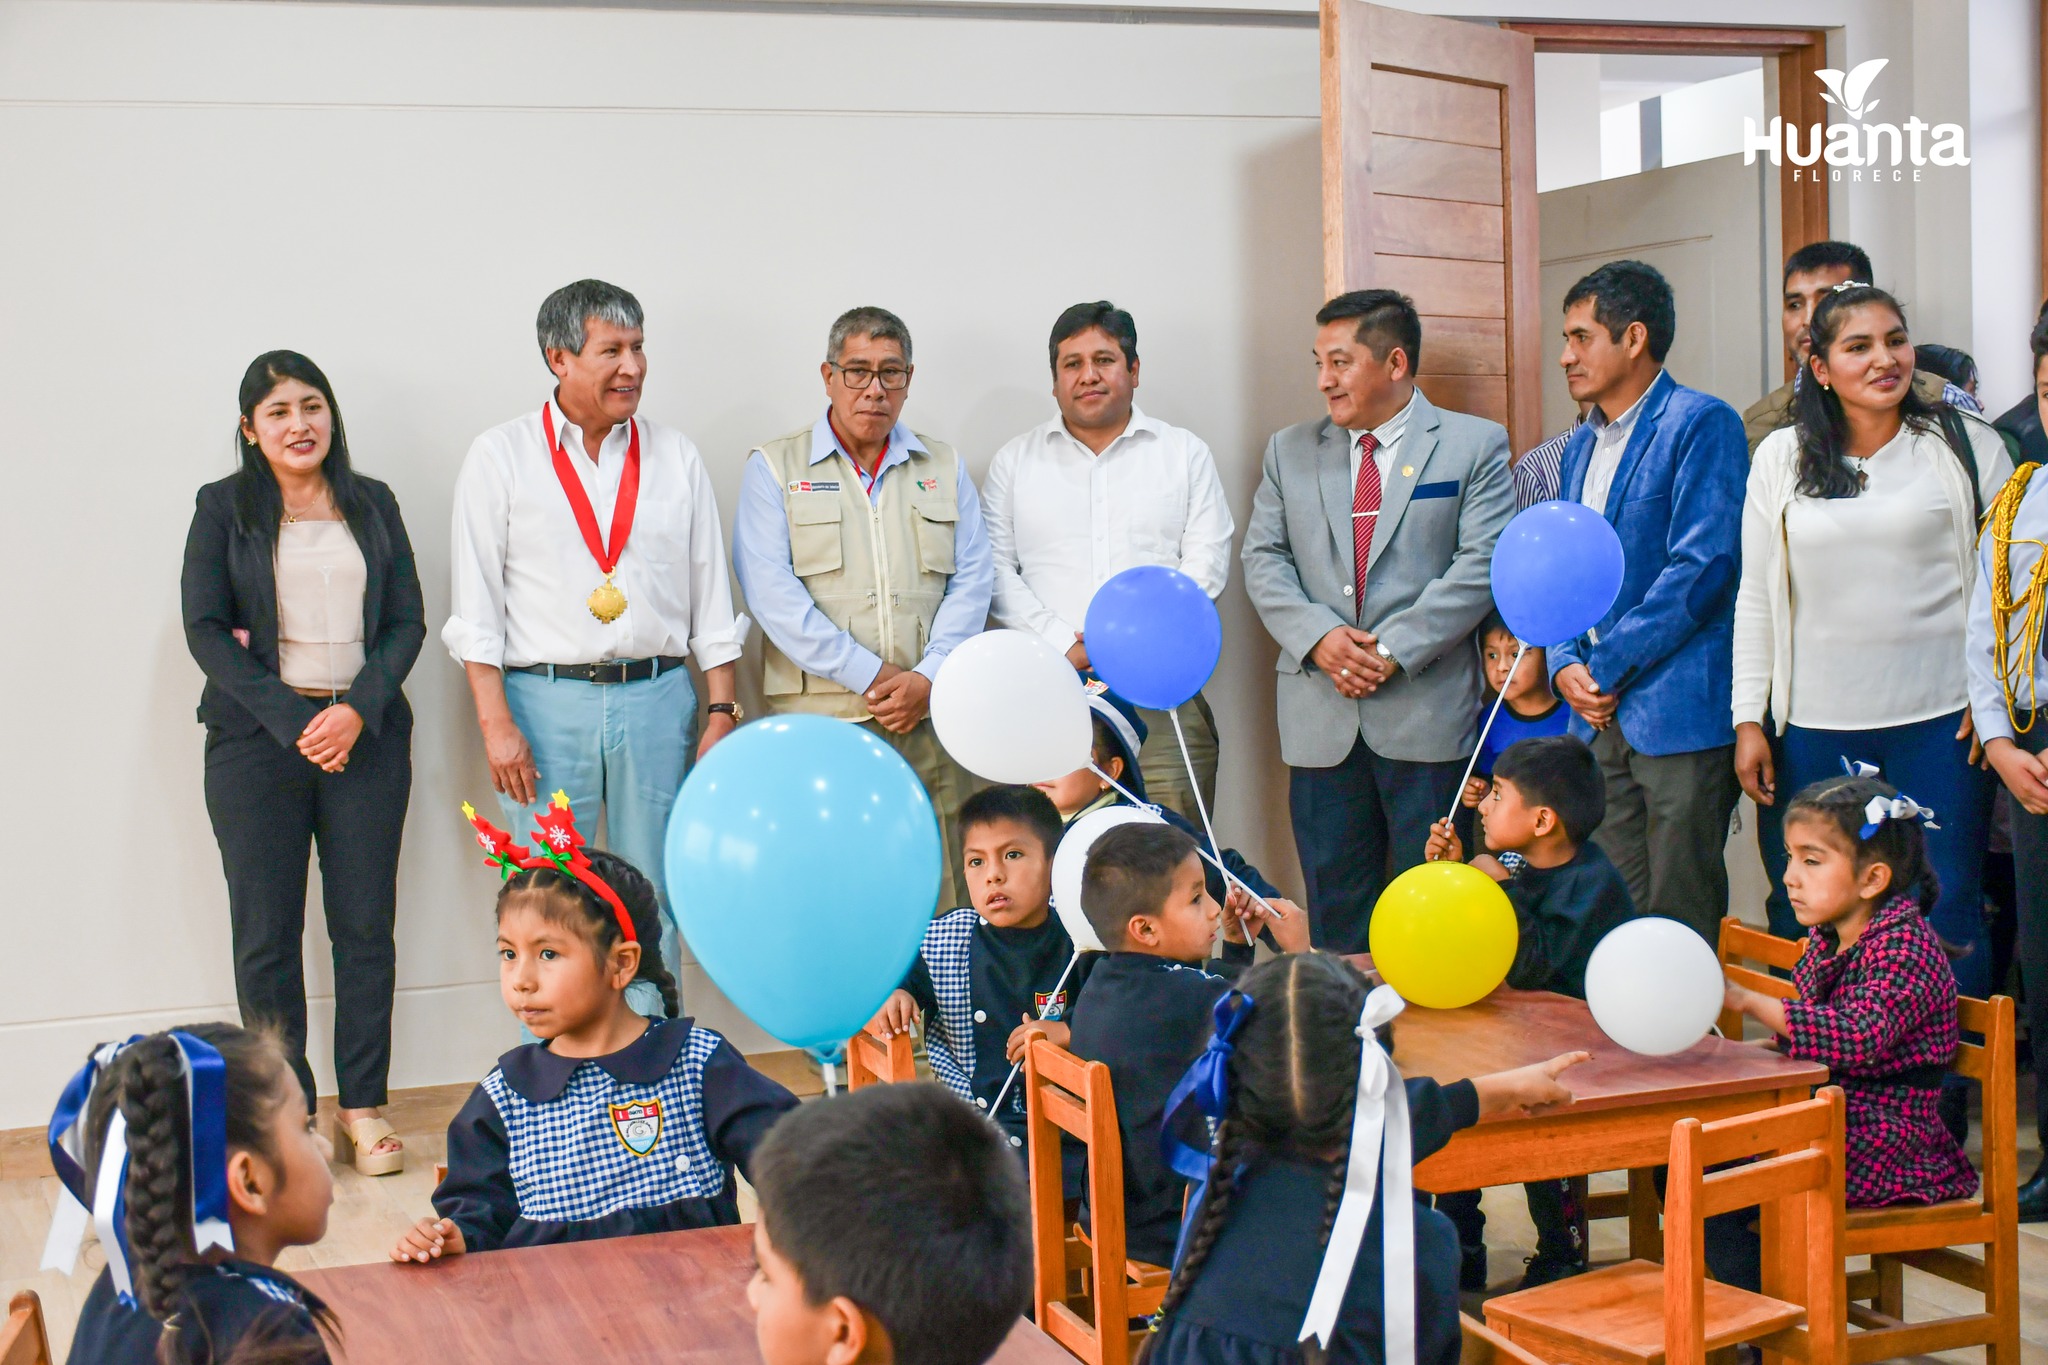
[{"xmin": 1322, "ymin": 1, "xmax": 1541, "ymax": 454}]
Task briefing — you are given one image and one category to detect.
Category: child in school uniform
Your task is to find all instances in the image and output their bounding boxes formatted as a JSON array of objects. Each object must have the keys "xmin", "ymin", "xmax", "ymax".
[
  {"xmin": 58, "ymin": 1022, "xmax": 339, "ymax": 1365},
  {"xmin": 748, "ymin": 1082, "xmax": 1034, "ymax": 1365},
  {"xmin": 391, "ymin": 798, "xmax": 798, "ymax": 1262},
  {"xmin": 1066, "ymin": 821, "xmax": 1311, "ymax": 1268},
  {"xmin": 1140, "ymin": 954, "xmax": 1589, "ymax": 1365},
  {"xmin": 1460, "ymin": 613, "xmax": 1571, "ymax": 811},
  {"xmin": 1426, "ymin": 734, "xmax": 1637, "ymax": 1289},
  {"xmin": 1718, "ymin": 771, "xmax": 1978, "ymax": 1288},
  {"xmin": 1036, "ymin": 681, "xmax": 1286, "ymax": 915},
  {"xmin": 866, "ymin": 785, "xmax": 1086, "ymax": 1153}
]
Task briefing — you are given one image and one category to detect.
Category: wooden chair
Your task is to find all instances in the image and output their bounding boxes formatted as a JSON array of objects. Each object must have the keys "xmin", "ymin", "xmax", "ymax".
[
  {"xmin": 1718, "ymin": 916, "xmax": 2021, "ymax": 1360},
  {"xmin": 1840, "ymin": 992, "xmax": 2019, "ymax": 1364},
  {"xmin": 0, "ymin": 1291, "xmax": 52, "ymax": 1365},
  {"xmin": 1463, "ymin": 1312, "xmax": 1550, "ymax": 1365},
  {"xmin": 1484, "ymin": 1087, "xmax": 1847, "ymax": 1365},
  {"xmin": 1718, "ymin": 918, "xmax": 1807, "ymax": 1041},
  {"xmin": 1023, "ymin": 1032, "xmax": 1171, "ymax": 1365},
  {"xmin": 846, "ymin": 1027, "xmax": 917, "ymax": 1089}
]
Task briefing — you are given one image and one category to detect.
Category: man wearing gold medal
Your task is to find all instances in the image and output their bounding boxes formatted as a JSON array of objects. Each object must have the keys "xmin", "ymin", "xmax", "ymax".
[
  {"xmin": 445, "ymin": 279, "xmax": 747, "ymax": 1012},
  {"xmin": 731, "ymin": 306, "xmax": 993, "ymax": 910}
]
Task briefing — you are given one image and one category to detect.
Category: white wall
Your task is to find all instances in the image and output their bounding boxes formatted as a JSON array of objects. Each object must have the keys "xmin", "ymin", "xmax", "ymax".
[
  {"xmin": 0, "ymin": 0, "xmax": 1328, "ymax": 1128},
  {"xmin": 1969, "ymin": 0, "xmax": 2044, "ymax": 413},
  {"xmin": 0, "ymin": 0, "xmax": 2016, "ymax": 1130}
]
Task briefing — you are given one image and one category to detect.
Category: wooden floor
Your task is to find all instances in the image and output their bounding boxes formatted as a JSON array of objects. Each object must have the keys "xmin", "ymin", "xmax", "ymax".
[{"xmin": 5, "ymin": 1062, "xmax": 2045, "ymax": 1362}]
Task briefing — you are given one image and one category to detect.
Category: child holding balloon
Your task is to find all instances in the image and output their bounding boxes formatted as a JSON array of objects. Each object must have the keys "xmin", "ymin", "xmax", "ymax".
[
  {"xmin": 1713, "ymin": 772, "xmax": 1977, "ymax": 1288},
  {"xmin": 1425, "ymin": 735, "xmax": 1637, "ymax": 1288},
  {"xmin": 865, "ymin": 785, "xmax": 1087, "ymax": 1153},
  {"xmin": 1066, "ymin": 821, "xmax": 1309, "ymax": 1268},
  {"xmin": 392, "ymin": 800, "xmax": 799, "ymax": 1263},
  {"xmin": 1460, "ymin": 613, "xmax": 1571, "ymax": 810}
]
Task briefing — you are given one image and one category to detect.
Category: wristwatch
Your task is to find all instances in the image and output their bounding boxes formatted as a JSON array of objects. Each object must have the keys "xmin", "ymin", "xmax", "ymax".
[
  {"xmin": 1375, "ymin": 642, "xmax": 1397, "ymax": 670},
  {"xmin": 708, "ymin": 702, "xmax": 745, "ymax": 722}
]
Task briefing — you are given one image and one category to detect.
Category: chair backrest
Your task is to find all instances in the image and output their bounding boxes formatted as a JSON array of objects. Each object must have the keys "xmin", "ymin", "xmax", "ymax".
[
  {"xmin": 1663, "ymin": 1087, "xmax": 1846, "ymax": 1365},
  {"xmin": 1024, "ymin": 1032, "xmax": 1150, "ymax": 1365},
  {"xmin": 0, "ymin": 1291, "xmax": 52, "ymax": 1365},
  {"xmin": 1717, "ymin": 918, "xmax": 1805, "ymax": 1039},
  {"xmin": 1956, "ymin": 994, "xmax": 2018, "ymax": 1214},
  {"xmin": 846, "ymin": 1027, "xmax": 916, "ymax": 1089}
]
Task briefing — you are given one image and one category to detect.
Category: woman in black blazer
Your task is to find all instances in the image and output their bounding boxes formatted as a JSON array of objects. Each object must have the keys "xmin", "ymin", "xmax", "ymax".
[{"xmin": 182, "ymin": 350, "xmax": 425, "ymax": 1175}]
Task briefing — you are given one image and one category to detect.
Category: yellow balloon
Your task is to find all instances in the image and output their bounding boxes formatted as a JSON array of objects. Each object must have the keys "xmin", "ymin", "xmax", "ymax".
[{"xmin": 1368, "ymin": 862, "xmax": 1519, "ymax": 1009}]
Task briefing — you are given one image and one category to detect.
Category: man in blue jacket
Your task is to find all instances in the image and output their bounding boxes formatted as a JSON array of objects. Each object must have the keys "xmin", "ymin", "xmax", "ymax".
[{"xmin": 1547, "ymin": 261, "xmax": 1746, "ymax": 943}]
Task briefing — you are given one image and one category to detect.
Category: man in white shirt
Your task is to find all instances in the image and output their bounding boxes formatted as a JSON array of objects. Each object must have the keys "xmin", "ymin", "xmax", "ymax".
[
  {"xmin": 982, "ymin": 301, "xmax": 1235, "ymax": 821},
  {"xmin": 444, "ymin": 280, "xmax": 746, "ymax": 1006}
]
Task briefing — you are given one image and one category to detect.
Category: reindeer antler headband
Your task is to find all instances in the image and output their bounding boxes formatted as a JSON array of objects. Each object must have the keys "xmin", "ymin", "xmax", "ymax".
[{"xmin": 462, "ymin": 792, "xmax": 636, "ymax": 943}]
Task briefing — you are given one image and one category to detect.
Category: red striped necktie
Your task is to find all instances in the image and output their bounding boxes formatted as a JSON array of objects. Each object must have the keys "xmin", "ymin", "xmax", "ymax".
[{"xmin": 1352, "ymin": 433, "xmax": 1382, "ymax": 616}]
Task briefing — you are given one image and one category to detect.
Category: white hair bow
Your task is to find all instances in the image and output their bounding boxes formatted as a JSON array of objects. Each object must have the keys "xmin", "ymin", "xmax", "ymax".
[
  {"xmin": 1300, "ymin": 984, "xmax": 1412, "ymax": 1360},
  {"xmin": 1861, "ymin": 793, "xmax": 1939, "ymax": 839}
]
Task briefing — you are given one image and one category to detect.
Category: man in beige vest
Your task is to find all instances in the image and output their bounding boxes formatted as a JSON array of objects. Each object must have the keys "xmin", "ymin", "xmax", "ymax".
[{"xmin": 731, "ymin": 306, "xmax": 993, "ymax": 909}]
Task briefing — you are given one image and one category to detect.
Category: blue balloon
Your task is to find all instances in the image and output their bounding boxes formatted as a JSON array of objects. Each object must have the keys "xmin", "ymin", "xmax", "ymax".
[
  {"xmin": 664, "ymin": 715, "xmax": 941, "ymax": 1050},
  {"xmin": 1490, "ymin": 500, "xmax": 1627, "ymax": 646},
  {"xmin": 1084, "ymin": 566, "xmax": 1223, "ymax": 710}
]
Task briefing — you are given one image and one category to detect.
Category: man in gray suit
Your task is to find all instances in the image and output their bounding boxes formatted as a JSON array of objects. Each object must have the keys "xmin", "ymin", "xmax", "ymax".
[{"xmin": 1244, "ymin": 289, "xmax": 1514, "ymax": 951}]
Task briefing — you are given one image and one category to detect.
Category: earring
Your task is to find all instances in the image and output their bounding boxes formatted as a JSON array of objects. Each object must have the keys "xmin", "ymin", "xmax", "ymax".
[{"xmin": 1822, "ymin": 383, "xmax": 1832, "ymax": 392}]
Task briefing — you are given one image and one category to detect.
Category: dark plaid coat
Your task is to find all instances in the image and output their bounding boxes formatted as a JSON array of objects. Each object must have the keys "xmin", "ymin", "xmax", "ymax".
[{"xmin": 1784, "ymin": 896, "xmax": 1979, "ymax": 1208}]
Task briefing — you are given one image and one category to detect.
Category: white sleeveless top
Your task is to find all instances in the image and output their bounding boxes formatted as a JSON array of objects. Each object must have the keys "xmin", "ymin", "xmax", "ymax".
[{"xmin": 275, "ymin": 521, "xmax": 366, "ymax": 692}]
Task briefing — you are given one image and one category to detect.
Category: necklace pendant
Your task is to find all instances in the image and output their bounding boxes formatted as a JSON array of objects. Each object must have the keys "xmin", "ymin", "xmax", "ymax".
[{"xmin": 587, "ymin": 577, "xmax": 628, "ymax": 624}]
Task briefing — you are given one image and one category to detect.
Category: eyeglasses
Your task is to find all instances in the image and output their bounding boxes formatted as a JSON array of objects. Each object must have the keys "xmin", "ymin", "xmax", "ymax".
[{"xmin": 830, "ymin": 362, "xmax": 912, "ymax": 392}]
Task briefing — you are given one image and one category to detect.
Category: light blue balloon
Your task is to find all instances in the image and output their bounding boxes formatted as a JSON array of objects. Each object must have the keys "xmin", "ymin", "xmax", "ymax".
[
  {"xmin": 1490, "ymin": 500, "xmax": 1626, "ymax": 646},
  {"xmin": 1085, "ymin": 565, "xmax": 1223, "ymax": 710},
  {"xmin": 665, "ymin": 715, "xmax": 941, "ymax": 1050}
]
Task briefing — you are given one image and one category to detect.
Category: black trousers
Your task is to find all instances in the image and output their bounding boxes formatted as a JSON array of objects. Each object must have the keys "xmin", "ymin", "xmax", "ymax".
[
  {"xmin": 1289, "ymin": 736, "xmax": 1466, "ymax": 953},
  {"xmin": 203, "ymin": 702, "xmax": 411, "ymax": 1111},
  {"xmin": 1436, "ymin": 1182, "xmax": 1579, "ymax": 1263},
  {"xmin": 2003, "ymin": 716, "xmax": 2048, "ymax": 1152}
]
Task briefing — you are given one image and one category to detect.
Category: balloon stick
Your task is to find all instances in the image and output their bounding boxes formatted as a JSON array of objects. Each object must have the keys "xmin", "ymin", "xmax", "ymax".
[
  {"xmin": 1170, "ymin": 707, "xmax": 1254, "ymax": 947},
  {"xmin": 1087, "ymin": 764, "xmax": 1286, "ymax": 919},
  {"xmin": 984, "ymin": 948, "xmax": 1082, "ymax": 1128},
  {"xmin": 1441, "ymin": 642, "xmax": 1527, "ymax": 832}
]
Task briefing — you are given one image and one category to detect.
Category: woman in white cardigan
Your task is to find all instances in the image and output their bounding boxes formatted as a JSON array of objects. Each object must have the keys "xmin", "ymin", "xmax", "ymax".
[{"xmin": 1733, "ymin": 283, "xmax": 2010, "ymax": 997}]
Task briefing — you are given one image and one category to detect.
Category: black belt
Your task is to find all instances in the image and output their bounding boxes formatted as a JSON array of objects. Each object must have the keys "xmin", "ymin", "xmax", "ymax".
[{"xmin": 508, "ymin": 656, "xmax": 688, "ymax": 685}]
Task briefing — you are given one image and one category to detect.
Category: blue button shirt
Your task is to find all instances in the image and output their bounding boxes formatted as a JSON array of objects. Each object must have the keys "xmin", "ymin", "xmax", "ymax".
[{"xmin": 731, "ymin": 413, "xmax": 993, "ymax": 694}]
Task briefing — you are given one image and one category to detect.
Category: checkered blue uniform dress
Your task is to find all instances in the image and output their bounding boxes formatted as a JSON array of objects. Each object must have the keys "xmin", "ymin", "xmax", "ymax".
[
  {"xmin": 920, "ymin": 907, "xmax": 978, "ymax": 1102},
  {"xmin": 483, "ymin": 1024, "xmax": 725, "ymax": 1221}
]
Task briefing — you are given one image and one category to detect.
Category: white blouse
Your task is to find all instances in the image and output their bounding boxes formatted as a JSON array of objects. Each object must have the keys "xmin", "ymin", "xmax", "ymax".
[
  {"xmin": 276, "ymin": 520, "xmax": 366, "ymax": 693},
  {"xmin": 1733, "ymin": 415, "xmax": 2013, "ymax": 733}
]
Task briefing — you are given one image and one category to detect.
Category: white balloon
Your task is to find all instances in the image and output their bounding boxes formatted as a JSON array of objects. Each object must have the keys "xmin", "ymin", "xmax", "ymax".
[
  {"xmin": 1050, "ymin": 805, "xmax": 1166, "ymax": 953},
  {"xmin": 1584, "ymin": 917, "xmax": 1725, "ymax": 1056},
  {"xmin": 930, "ymin": 630, "xmax": 1093, "ymax": 784}
]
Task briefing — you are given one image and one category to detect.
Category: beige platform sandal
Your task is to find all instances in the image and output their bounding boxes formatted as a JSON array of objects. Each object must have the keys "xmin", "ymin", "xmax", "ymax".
[{"xmin": 330, "ymin": 1113, "xmax": 405, "ymax": 1177}]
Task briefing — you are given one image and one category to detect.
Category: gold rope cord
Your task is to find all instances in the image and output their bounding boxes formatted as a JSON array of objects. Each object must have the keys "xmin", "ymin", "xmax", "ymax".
[{"xmin": 1989, "ymin": 463, "xmax": 2048, "ymax": 733}]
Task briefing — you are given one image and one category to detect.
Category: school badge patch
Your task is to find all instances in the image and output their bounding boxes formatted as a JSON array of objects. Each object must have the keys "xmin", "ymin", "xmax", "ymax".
[
  {"xmin": 1035, "ymin": 989, "xmax": 1069, "ymax": 1021},
  {"xmin": 610, "ymin": 1099, "xmax": 663, "ymax": 1157}
]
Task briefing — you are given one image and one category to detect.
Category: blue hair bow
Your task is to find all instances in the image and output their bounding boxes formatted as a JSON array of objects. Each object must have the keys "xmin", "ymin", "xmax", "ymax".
[
  {"xmin": 1159, "ymin": 990, "xmax": 1256, "ymax": 1185},
  {"xmin": 1840, "ymin": 757, "xmax": 1880, "ymax": 779},
  {"xmin": 41, "ymin": 1032, "xmax": 235, "ymax": 1307},
  {"xmin": 1861, "ymin": 793, "xmax": 1940, "ymax": 840}
]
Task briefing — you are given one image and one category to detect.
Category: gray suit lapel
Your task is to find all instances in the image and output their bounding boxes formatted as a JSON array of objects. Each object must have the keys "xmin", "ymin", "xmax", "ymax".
[
  {"xmin": 1315, "ymin": 421, "xmax": 1355, "ymax": 579},
  {"xmin": 1366, "ymin": 393, "xmax": 1437, "ymax": 575}
]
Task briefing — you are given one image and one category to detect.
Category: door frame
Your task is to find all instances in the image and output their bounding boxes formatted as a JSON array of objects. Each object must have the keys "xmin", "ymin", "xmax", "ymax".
[{"xmin": 1502, "ymin": 23, "xmax": 1828, "ymax": 380}]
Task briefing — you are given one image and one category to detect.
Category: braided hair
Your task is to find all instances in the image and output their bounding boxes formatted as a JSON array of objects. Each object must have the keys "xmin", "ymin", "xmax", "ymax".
[
  {"xmin": 1791, "ymin": 284, "xmax": 1945, "ymax": 500},
  {"xmin": 498, "ymin": 848, "xmax": 679, "ymax": 1016},
  {"xmin": 1782, "ymin": 774, "xmax": 1942, "ymax": 916},
  {"xmin": 80, "ymin": 1022, "xmax": 337, "ymax": 1365},
  {"xmin": 1141, "ymin": 954, "xmax": 1378, "ymax": 1363}
]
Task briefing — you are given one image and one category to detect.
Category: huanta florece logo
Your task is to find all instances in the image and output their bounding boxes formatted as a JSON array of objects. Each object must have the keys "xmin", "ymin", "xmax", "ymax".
[{"xmin": 1743, "ymin": 58, "xmax": 1969, "ymax": 182}]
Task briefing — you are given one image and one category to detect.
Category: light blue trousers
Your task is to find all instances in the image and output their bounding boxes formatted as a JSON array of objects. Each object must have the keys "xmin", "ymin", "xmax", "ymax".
[{"xmin": 500, "ymin": 665, "xmax": 698, "ymax": 1023}]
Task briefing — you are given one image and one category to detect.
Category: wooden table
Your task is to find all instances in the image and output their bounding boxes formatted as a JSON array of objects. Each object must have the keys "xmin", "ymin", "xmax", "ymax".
[
  {"xmin": 300, "ymin": 1224, "xmax": 1076, "ymax": 1365},
  {"xmin": 1346, "ymin": 961, "xmax": 1827, "ymax": 1262}
]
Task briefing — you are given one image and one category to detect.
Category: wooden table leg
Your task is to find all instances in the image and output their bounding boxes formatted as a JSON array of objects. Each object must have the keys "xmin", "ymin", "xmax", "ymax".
[{"xmin": 1627, "ymin": 1168, "xmax": 1661, "ymax": 1261}]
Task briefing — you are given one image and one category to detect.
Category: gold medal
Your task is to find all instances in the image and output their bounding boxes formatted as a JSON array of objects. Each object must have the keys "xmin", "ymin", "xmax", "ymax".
[{"xmin": 587, "ymin": 576, "xmax": 628, "ymax": 624}]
